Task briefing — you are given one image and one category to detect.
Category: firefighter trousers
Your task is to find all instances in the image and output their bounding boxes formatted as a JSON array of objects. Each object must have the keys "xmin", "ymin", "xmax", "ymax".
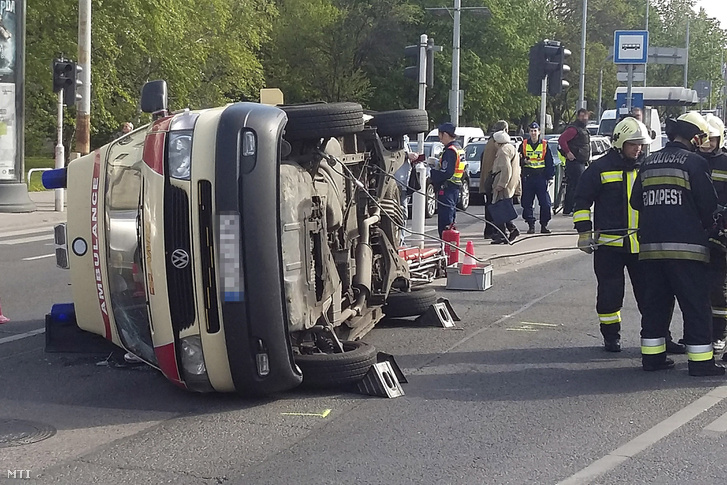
[
  {"xmin": 593, "ymin": 248, "xmax": 646, "ymax": 339},
  {"xmin": 640, "ymin": 260, "xmax": 712, "ymax": 362},
  {"xmin": 709, "ymin": 247, "xmax": 727, "ymax": 342}
]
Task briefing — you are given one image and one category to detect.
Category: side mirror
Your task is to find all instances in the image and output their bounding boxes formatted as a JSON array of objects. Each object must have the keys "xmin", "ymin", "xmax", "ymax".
[{"xmin": 141, "ymin": 80, "xmax": 168, "ymax": 116}]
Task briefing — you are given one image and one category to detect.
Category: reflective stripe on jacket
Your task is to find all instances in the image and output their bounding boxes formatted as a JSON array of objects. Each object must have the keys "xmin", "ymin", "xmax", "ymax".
[
  {"xmin": 572, "ymin": 149, "xmax": 640, "ymax": 253},
  {"xmin": 443, "ymin": 144, "xmax": 466, "ymax": 185},
  {"xmin": 629, "ymin": 141, "xmax": 717, "ymax": 263},
  {"xmin": 522, "ymin": 140, "xmax": 547, "ymax": 170}
]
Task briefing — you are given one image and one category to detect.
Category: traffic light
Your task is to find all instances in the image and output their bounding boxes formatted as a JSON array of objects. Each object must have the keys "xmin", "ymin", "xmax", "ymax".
[
  {"xmin": 52, "ymin": 59, "xmax": 83, "ymax": 106},
  {"xmin": 426, "ymin": 38, "xmax": 435, "ymax": 88},
  {"xmin": 404, "ymin": 44, "xmax": 419, "ymax": 82},
  {"xmin": 548, "ymin": 44, "xmax": 571, "ymax": 96},
  {"xmin": 52, "ymin": 59, "xmax": 73, "ymax": 94},
  {"xmin": 64, "ymin": 63, "xmax": 82, "ymax": 106},
  {"xmin": 527, "ymin": 43, "xmax": 544, "ymax": 96}
]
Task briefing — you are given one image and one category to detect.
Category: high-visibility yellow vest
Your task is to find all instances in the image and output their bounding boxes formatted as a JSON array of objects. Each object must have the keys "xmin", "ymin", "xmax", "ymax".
[
  {"xmin": 442, "ymin": 145, "xmax": 466, "ymax": 185},
  {"xmin": 522, "ymin": 139, "xmax": 547, "ymax": 169}
]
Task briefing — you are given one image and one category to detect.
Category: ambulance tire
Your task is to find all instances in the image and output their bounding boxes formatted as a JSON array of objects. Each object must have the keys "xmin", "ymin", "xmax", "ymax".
[
  {"xmin": 383, "ymin": 287, "xmax": 438, "ymax": 318},
  {"xmin": 294, "ymin": 341, "xmax": 377, "ymax": 388},
  {"xmin": 282, "ymin": 102, "xmax": 364, "ymax": 141},
  {"xmin": 370, "ymin": 109, "xmax": 430, "ymax": 137}
]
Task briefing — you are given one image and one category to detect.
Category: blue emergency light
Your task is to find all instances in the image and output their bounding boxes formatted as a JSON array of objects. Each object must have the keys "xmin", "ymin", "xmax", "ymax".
[{"xmin": 42, "ymin": 168, "xmax": 68, "ymax": 189}]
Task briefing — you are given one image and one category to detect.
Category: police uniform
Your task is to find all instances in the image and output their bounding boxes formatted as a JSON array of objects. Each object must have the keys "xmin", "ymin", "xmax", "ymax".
[
  {"xmin": 431, "ymin": 138, "xmax": 465, "ymax": 237},
  {"xmin": 701, "ymin": 146, "xmax": 727, "ymax": 348},
  {"xmin": 519, "ymin": 132, "xmax": 555, "ymax": 232},
  {"xmin": 630, "ymin": 140, "xmax": 719, "ymax": 374},
  {"xmin": 573, "ymin": 148, "xmax": 644, "ymax": 349}
]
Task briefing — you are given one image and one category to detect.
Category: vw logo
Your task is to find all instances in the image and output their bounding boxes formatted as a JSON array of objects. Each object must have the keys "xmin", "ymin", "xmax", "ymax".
[{"xmin": 171, "ymin": 249, "xmax": 190, "ymax": 269}]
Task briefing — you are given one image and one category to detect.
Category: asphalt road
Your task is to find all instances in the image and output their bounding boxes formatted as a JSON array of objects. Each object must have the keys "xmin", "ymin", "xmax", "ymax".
[{"xmin": 2, "ymin": 222, "xmax": 727, "ymax": 484}]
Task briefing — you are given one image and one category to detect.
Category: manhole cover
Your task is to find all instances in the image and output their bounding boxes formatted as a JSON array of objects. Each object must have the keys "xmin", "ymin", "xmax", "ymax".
[{"xmin": 0, "ymin": 419, "xmax": 56, "ymax": 448}]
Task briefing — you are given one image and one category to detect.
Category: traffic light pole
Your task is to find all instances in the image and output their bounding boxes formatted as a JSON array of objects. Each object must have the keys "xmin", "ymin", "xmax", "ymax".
[
  {"xmin": 540, "ymin": 76, "xmax": 548, "ymax": 135},
  {"xmin": 412, "ymin": 34, "xmax": 428, "ymax": 249},
  {"xmin": 55, "ymin": 92, "xmax": 65, "ymax": 212}
]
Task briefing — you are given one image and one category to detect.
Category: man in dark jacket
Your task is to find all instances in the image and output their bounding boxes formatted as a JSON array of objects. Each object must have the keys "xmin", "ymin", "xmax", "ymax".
[
  {"xmin": 630, "ymin": 111, "xmax": 723, "ymax": 376},
  {"xmin": 559, "ymin": 108, "xmax": 592, "ymax": 215},
  {"xmin": 431, "ymin": 122, "xmax": 465, "ymax": 237},
  {"xmin": 699, "ymin": 114, "xmax": 727, "ymax": 355},
  {"xmin": 518, "ymin": 121, "xmax": 555, "ymax": 234}
]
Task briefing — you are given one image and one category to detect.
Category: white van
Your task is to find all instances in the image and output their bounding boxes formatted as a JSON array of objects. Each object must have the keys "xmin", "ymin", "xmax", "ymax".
[
  {"xmin": 598, "ymin": 107, "xmax": 662, "ymax": 152},
  {"xmin": 425, "ymin": 126, "xmax": 485, "ymax": 147}
]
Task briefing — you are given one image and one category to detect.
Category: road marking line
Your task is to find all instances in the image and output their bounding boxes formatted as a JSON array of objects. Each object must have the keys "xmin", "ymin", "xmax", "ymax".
[
  {"xmin": 22, "ymin": 254, "xmax": 55, "ymax": 261},
  {"xmin": 0, "ymin": 227, "xmax": 54, "ymax": 239},
  {"xmin": 413, "ymin": 288, "xmax": 562, "ymax": 372},
  {"xmin": 506, "ymin": 328, "xmax": 539, "ymax": 332},
  {"xmin": 0, "ymin": 328, "xmax": 45, "ymax": 345},
  {"xmin": 0, "ymin": 234, "xmax": 54, "ymax": 245},
  {"xmin": 702, "ymin": 409, "xmax": 727, "ymax": 437},
  {"xmin": 281, "ymin": 409, "xmax": 332, "ymax": 418},
  {"xmin": 520, "ymin": 322, "xmax": 559, "ymax": 327},
  {"xmin": 557, "ymin": 384, "xmax": 727, "ymax": 485}
]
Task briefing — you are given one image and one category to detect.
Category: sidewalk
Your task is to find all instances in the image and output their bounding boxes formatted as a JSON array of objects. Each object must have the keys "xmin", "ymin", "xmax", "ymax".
[{"xmin": 0, "ymin": 190, "xmax": 66, "ymax": 232}]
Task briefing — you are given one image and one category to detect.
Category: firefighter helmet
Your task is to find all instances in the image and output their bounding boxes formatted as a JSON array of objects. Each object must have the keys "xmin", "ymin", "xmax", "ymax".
[
  {"xmin": 667, "ymin": 111, "xmax": 709, "ymax": 149},
  {"xmin": 611, "ymin": 117, "xmax": 652, "ymax": 150},
  {"xmin": 703, "ymin": 113, "xmax": 725, "ymax": 150}
]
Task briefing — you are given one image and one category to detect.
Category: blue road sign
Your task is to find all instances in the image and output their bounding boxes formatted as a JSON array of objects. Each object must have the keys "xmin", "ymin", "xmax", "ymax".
[
  {"xmin": 614, "ymin": 30, "xmax": 649, "ymax": 64},
  {"xmin": 616, "ymin": 92, "xmax": 644, "ymax": 111}
]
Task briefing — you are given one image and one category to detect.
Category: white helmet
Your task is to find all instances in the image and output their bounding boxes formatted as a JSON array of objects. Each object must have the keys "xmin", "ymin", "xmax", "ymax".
[
  {"xmin": 611, "ymin": 117, "xmax": 652, "ymax": 150},
  {"xmin": 703, "ymin": 113, "xmax": 725, "ymax": 150}
]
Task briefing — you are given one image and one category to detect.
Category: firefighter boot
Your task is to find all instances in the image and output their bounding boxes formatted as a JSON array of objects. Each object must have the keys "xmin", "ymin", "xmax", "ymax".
[
  {"xmin": 540, "ymin": 224, "xmax": 551, "ymax": 234},
  {"xmin": 642, "ymin": 354, "xmax": 675, "ymax": 371},
  {"xmin": 666, "ymin": 339, "xmax": 686, "ymax": 354},
  {"xmin": 526, "ymin": 222, "xmax": 535, "ymax": 234},
  {"xmin": 688, "ymin": 359, "xmax": 726, "ymax": 377},
  {"xmin": 603, "ymin": 337, "xmax": 621, "ymax": 352}
]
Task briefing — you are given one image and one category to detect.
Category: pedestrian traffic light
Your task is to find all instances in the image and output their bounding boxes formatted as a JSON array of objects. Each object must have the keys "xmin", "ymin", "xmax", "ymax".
[
  {"xmin": 527, "ymin": 43, "xmax": 545, "ymax": 96},
  {"xmin": 548, "ymin": 44, "xmax": 571, "ymax": 96},
  {"xmin": 52, "ymin": 59, "xmax": 74, "ymax": 94},
  {"xmin": 64, "ymin": 63, "xmax": 83, "ymax": 106},
  {"xmin": 404, "ymin": 44, "xmax": 420, "ymax": 82}
]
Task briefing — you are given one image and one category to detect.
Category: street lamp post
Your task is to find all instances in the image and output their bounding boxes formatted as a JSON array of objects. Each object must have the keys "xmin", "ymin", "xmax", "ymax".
[
  {"xmin": 578, "ymin": 0, "xmax": 587, "ymax": 110},
  {"xmin": 426, "ymin": 3, "xmax": 489, "ymax": 126}
]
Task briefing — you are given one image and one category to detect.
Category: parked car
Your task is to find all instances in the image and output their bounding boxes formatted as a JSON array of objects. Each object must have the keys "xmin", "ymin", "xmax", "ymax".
[
  {"xmin": 424, "ymin": 126, "xmax": 485, "ymax": 148},
  {"xmin": 42, "ymin": 81, "xmax": 438, "ymax": 395}
]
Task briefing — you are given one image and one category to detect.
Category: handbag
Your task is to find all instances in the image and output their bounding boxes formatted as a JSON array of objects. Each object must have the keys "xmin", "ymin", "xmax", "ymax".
[
  {"xmin": 490, "ymin": 197, "xmax": 517, "ymax": 225},
  {"xmin": 406, "ymin": 165, "xmax": 421, "ymax": 195}
]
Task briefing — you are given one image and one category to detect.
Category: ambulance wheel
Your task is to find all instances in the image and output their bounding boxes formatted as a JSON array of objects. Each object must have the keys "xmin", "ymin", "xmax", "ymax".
[
  {"xmin": 294, "ymin": 341, "xmax": 377, "ymax": 388},
  {"xmin": 369, "ymin": 109, "xmax": 429, "ymax": 137},
  {"xmin": 282, "ymin": 102, "xmax": 364, "ymax": 141},
  {"xmin": 383, "ymin": 287, "xmax": 438, "ymax": 318}
]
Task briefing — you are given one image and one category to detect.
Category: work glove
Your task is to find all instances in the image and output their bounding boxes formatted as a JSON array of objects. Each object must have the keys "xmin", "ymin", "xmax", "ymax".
[{"xmin": 577, "ymin": 232, "xmax": 598, "ymax": 254}]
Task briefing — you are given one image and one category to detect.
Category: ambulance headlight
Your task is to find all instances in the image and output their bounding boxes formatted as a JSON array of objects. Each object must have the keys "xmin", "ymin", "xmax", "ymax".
[
  {"xmin": 179, "ymin": 335, "xmax": 206, "ymax": 376},
  {"xmin": 167, "ymin": 131, "xmax": 192, "ymax": 180}
]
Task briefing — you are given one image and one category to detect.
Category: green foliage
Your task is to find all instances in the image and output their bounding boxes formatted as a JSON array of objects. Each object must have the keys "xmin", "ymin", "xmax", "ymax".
[{"xmin": 23, "ymin": 0, "xmax": 727, "ymax": 151}]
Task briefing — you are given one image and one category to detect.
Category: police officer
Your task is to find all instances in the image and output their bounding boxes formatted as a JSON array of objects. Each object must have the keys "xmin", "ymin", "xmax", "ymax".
[
  {"xmin": 559, "ymin": 108, "xmax": 592, "ymax": 215},
  {"xmin": 431, "ymin": 122, "xmax": 466, "ymax": 237},
  {"xmin": 574, "ymin": 118, "xmax": 652, "ymax": 352},
  {"xmin": 698, "ymin": 114, "xmax": 727, "ymax": 354},
  {"xmin": 631, "ymin": 111, "xmax": 723, "ymax": 376},
  {"xmin": 519, "ymin": 121, "xmax": 555, "ymax": 234}
]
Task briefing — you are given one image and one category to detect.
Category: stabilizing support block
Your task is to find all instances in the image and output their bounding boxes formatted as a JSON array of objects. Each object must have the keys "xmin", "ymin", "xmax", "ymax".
[
  {"xmin": 414, "ymin": 298, "xmax": 461, "ymax": 328},
  {"xmin": 357, "ymin": 361, "xmax": 405, "ymax": 398}
]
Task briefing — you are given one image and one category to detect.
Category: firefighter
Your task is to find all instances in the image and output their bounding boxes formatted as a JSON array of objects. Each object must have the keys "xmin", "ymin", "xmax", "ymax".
[
  {"xmin": 431, "ymin": 122, "xmax": 466, "ymax": 237},
  {"xmin": 519, "ymin": 121, "xmax": 555, "ymax": 234},
  {"xmin": 698, "ymin": 114, "xmax": 727, "ymax": 354},
  {"xmin": 630, "ymin": 111, "xmax": 723, "ymax": 375},
  {"xmin": 573, "ymin": 117, "xmax": 685, "ymax": 353}
]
